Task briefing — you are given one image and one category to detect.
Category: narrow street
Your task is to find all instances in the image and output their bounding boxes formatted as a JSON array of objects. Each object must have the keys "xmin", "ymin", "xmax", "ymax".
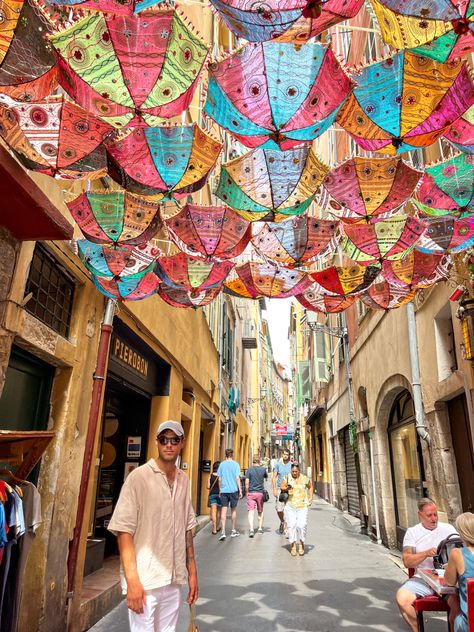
[{"xmin": 89, "ymin": 497, "xmax": 447, "ymax": 632}]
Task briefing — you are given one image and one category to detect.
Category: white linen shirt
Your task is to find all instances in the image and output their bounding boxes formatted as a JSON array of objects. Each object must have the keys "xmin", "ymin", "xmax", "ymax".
[{"xmin": 108, "ymin": 459, "xmax": 197, "ymax": 593}]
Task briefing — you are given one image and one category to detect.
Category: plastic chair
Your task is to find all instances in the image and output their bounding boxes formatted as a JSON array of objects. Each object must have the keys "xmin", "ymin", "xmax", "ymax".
[
  {"xmin": 467, "ymin": 578, "xmax": 474, "ymax": 631},
  {"xmin": 408, "ymin": 568, "xmax": 450, "ymax": 632}
]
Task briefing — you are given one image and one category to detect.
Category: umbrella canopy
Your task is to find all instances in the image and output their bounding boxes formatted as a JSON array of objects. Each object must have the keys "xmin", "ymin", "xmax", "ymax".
[
  {"xmin": 412, "ymin": 153, "xmax": 474, "ymax": 216},
  {"xmin": 208, "ymin": 0, "xmax": 363, "ymax": 43},
  {"xmin": 204, "ymin": 41, "xmax": 353, "ymax": 150},
  {"xmin": 68, "ymin": 190, "xmax": 162, "ymax": 245},
  {"xmin": 337, "ymin": 52, "xmax": 474, "ymax": 155},
  {"xmin": 224, "ymin": 262, "xmax": 311, "ymax": 298},
  {"xmin": 216, "ymin": 146, "xmax": 329, "ymax": 222},
  {"xmin": 309, "ymin": 264, "xmax": 380, "ymax": 295},
  {"xmin": 382, "ymin": 250, "xmax": 452, "ymax": 288},
  {"xmin": 416, "ymin": 215, "xmax": 474, "ymax": 253},
  {"xmin": 370, "ymin": 0, "xmax": 474, "ymax": 63},
  {"xmin": 106, "ymin": 124, "xmax": 222, "ymax": 198},
  {"xmin": 157, "ymin": 283, "xmax": 222, "ymax": 308},
  {"xmin": 296, "ymin": 288, "xmax": 357, "ymax": 313},
  {"xmin": 49, "ymin": 9, "xmax": 209, "ymax": 128},
  {"xmin": 0, "ymin": 0, "xmax": 58, "ymax": 100},
  {"xmin": 445, "ymin": 105, "xmax": 474, "ymax": 154},
  {"xmin": 359, "ymin": 278, "xmax": 416, "ymax": 310},
  {"xmin": 92, "ymin": 271, "xmax": 160, "ymax": 299},
  {"xmin": 0, "ymin": 95, "xmax": 113, "ymax": 178},
  {"xmin": 77, "ymin": 239, "xmax": 162, "ymax": 278},
  {"xmin": 322, "ymin": 157, "xmax": 423, "ymax": 222},
  {"xmin": 251, "ymin": 216, "xmax": 339, "ymax": 266},
  {"xmin": 341, "ymin": 215, "xmax": 426, "ymax": 264},
  {"xmin": 165, "ymin": 204, "xmax": 251, "ymax": 261},
  {"xmin": 48, "ymin": 0, "xmax": 163, "ymax": 16},
  {"xmin": 155, "ymin": 253, "xmax": 234, "ymax": 291}
]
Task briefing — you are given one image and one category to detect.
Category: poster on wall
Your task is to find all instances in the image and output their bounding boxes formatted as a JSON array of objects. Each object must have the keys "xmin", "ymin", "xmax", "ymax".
[
  {"xmin": 127, "ymin": 436, "xmax": 142, "ymax": 458},
  {"xmin": 124, "ymin": 461, "xmax": 139, "ymax": 481}
]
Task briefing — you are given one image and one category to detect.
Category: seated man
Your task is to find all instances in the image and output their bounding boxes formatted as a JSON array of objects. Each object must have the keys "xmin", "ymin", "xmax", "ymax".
[{"xmin": 396, "ymin": 497, "xmax": 458, "ymax": 632}]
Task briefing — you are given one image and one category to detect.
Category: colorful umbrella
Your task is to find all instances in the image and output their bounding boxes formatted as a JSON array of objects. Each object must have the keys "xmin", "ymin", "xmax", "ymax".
[
  {"xmin": 412, "ymin": 153, "xmax": 474, "ymax": 216},
  {"xmin": 155, "ymin": 253, "xmax": 234, "ymax": 291},
  {"xmin": 322, "ymin": 157, "xmax": 423, "ymax": 222},
  {"xmin": 0, "ymin": 95, "xmax": 113, "ymax": 178},
  {"xmin": 48, "ymin": 0, "xmax": 163, "ymax": 16},
  {"xmin": 0, "ymin": 0, "xmax": 58, "ymax": 100},
  {"xmin": 415, "ymin": 215, "xmax": 474, "ymax": 253},
  {"xmin": 444, "ymin": 105, "xmax": 474, "ymax": 154},
  {"xmin": 337, "ymin": 52, "xmax": 474, "ymax": 155},
  {"xmin": 216, "ymin": 146, "xmax": 329, "ymax": 222},
  {"xmin": 370, "ymin": 0, "xmax": 474, "ymax": 63},
  {"xmin": 164, "ymin": 204, "xmax": 251, "ymax": 261},
  {"xmin": 208, "ymin": 0, "xmax": 363, "ymax": 43},
  {"xmin": 49, "ymin": 9, "xmax": 209, "ymax": 128},
  {"xmin": 204, "ymin": 41, "xmax": 353, "ymax": 150},
  {"xmin": 251, "ymin": 216, "xmax": 339, "ymax": 266},
  {"xmin": 296, "ymin": 289, "xmax": 356, "ymax": 313},
  {"xmin": 92, "ymin": 270, "xmax": 160, "ymax": 299},
  {"xmin": 224, "ymin": 262, "xmax": 311, "ymax": 298},
  {"xmin": 341, "ymin": 216, "xmax": 426, "ymax": 264},
  {"xmin": 106, "ymin": 124, "xmax": 222, "ymax": 198},
  {"xmin": 359, "ymin": 278, "xmax": 416, "ymax": 310},
  {"xmin": 308, "ymin": 264, "xmax": 380, "ymax": 295},
  {"xmin": 77, "ymin": 239, "xmax": 162, "ymax": 278},
  {"xmin": 382, "ymin": 250, "xmax": 452, "ymax": 288},
  {"xmin": 68, "ymin": 190, "xmax": 162, "ymax": 245},
  {"xmin": 157, "ymin": 283, "xmax": 222, "ymax": 308}
]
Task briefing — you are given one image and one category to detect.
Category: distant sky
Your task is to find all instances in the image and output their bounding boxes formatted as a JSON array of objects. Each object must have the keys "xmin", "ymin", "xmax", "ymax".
[{"xmin": 264, "ymin": 298, "xmax": 293, "ymax": 368}]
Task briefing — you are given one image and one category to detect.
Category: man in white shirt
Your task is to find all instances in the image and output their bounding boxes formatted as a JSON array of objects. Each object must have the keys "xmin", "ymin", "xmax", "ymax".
[{"xmin": 396, "ymin": 498, "xmax": 458, "ymax": 631}]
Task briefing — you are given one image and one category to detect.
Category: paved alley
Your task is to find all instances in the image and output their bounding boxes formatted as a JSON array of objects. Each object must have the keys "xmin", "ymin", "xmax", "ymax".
[{"xmin": 88, "ymin": 497, "xmax": 448, "ymax": 632}]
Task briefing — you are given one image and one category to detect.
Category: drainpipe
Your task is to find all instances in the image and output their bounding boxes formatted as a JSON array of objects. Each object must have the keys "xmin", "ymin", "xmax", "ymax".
[
  {"xmin": 66, "ymin": 298, "xmax": 116, "ymax": 624},
  {"xmin": 406, "ymin": 302, "xmax": 430, "ymax": 444},
  {"xmin": 368, "ymin": 429, "xmax": 382, "ymax": 545}
]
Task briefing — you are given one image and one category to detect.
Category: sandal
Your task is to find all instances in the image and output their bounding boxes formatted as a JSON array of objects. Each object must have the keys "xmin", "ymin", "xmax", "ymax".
[{"xmin": 299, "ymin": 544, "xmax": 305, "ymax": 556}]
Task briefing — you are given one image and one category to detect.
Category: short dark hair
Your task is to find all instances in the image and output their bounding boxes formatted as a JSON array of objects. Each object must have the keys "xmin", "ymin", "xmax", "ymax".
[
  {"xmin": 212, "ymin": 461, "xmax": 220, "ymax": 472},
  {"xmin": 225, "ymin": 448, "xmax": 233, "ymax": 458}
]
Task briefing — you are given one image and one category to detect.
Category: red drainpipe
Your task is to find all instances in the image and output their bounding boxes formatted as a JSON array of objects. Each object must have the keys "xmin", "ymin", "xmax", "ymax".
[{"xmin": 67, "ymin": 298, "xmax": 116, "ymax": 608}]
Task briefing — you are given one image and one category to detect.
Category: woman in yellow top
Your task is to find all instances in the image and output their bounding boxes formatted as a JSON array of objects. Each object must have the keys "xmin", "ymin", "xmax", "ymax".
[{"xmin": 280, "ymin": 462, "xmax": 313, "ymax": 556}]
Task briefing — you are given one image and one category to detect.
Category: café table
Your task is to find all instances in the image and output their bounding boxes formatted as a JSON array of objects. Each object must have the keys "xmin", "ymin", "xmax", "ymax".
[{"xmin": 418, "ymin": 569, "xmax": 458, "ymax": 596}]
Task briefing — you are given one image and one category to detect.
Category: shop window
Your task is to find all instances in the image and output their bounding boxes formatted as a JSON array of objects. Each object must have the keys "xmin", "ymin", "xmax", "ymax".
[{"xmin": 24, "ymin": 244, "xmax": 75, "ymax": 338}]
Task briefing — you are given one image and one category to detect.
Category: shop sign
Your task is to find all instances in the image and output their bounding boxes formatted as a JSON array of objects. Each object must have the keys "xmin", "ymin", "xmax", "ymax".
[{"xmin": 111, "ymin": 337, "xmax": 149, "ymax": 378}]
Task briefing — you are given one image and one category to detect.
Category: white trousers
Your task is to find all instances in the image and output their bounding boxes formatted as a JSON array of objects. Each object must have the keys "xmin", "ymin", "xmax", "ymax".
[
  {"xmin": 128, "ymin": 584, "xmax": 181, "ymax": 632},
  {"xmin": 284, "ymin": 505, "xmax": 308, "ymax": 544}
]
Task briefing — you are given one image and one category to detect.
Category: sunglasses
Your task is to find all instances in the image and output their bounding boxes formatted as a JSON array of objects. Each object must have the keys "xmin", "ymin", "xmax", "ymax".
[{"xmin": 158, "ymin": 436, "xmax": 182, "ymax": 445}]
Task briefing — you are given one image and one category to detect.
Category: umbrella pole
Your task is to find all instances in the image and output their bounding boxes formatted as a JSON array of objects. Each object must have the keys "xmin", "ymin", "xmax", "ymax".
[{"xmin": 66, "ymin": 298, "xmax": 117, "ymax": 625}]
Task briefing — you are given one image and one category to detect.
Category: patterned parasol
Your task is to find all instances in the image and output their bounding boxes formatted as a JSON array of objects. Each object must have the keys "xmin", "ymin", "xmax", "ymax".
[
  {"xmin": 359, "ymin": 278, "xmax": 416, "ymax": 310},
  {"xmin": 77, "ymin": 239, "xmax": 162, "ymax": 280},
  {"xmin": 322, "ymin": 157, "xmax": 423, "ymax": 222},
  {"xmin": 224, "ymin": 262, "xmax": 311, "ymax": 298},
  {"xmin": 92, "ymin": 271, "xmax": 160, "ymax": 299},
  {"xmin": 49, "ymin": 9, "xmax": 209, "ymax": 128},
  {"xmin": 296, "ymin": 288, "xmax": 356, "ymax": 313},
  {"xmin": 445, "ymin": 105, "xmax": 474, "ymax": 154},
  {"xmin": 382, "ymin": 250, "xmax": 452, "ymax": 288},
  {"xmin": 48, "ymin": 0, "xmax": 162, "ymax": 16},
  {"xmin": 416, "ymin": 215, "xmax": 474, "ymax": 253},
  {"xmin": 155, "ymin": 252, "xmax": 234, "ymax": 291},
  {"xmin": 251, "ymin": 216, "xmax": 339, "ymax": 266},
  {"xmin": 68, "ymin": 190, "xmax": 162, "ymax": 245},
  {"xmin": 204, "ymin": 42, "xmax": 353, "ymax": 150},
  {"xmin": 216, "ymin": 146, "xmax": 329, "ymax": 222},
  {"xmin": 157, "ymin": 283, "xmax": 222, "ymax": 308},
  {"xmin": 370, "ymin": 0, "xmax": 474, "ymax": 63},
  {"xmin": 308, "ymin": 264, "xmax": 380, "ymax": 295},
  {"xmin": 341, "ymin": 216, "xmax": 426, "ymax": 264},
  {"xmin": 0, "ymin": 95, "xmax": 113, "ymax": 178},
  {"xmin": 106, "ymin": 124, "xmax": 222, "ymax": 198},
  {"xmin": 164, "ymin": 204, "xmax": 251, "ymax": 261},
  {"xmin": 337, "ymin": 52, "xmax": 474, "ymax": 155},
  {"xmin": 208, "ymin": 0, "xmax": 363, "ymax": 43},
  {"xmin": 412, "ymin": 153, "xmax": 474, "ymax": 216}
]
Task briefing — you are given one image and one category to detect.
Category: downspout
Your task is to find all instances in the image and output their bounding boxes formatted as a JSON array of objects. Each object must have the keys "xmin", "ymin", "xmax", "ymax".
[
  {"xmin": 368, "ymin": 429, "xmax": 382, "ymax": 545},
  {"xmin": 66, "ymin": 298, "xmax": 116, "ymax": 625},
  {"xmin": 406, "ymin": 302, "xmax": 431, "ymax": 444}
]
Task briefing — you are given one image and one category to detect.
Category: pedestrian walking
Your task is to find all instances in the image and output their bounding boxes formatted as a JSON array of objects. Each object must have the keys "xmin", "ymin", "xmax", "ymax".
[
  {"xmin": 207, "ymin": 461, "xmax": 221, "ymax": 535},
  {"xmin": 272, "ymin": 448, "xmax": 292, "ymax": 535},
  {"xmin": 108, "ymin": 420, "xmax": 198, "ymax": 632},
  {"xmin": 281, "ymin": 462, "xmax": 313, "ymax": 557},
  {"xmin": 245, "ymin": 455, "xmax": 268, "ymax": 537},
  {"xmin": 445, "ymin": 512, "xmax": 474, "ymax": 632},
  {"xmin": 217, "ymin": 448, "xmax": 242, "ymax": 541}
]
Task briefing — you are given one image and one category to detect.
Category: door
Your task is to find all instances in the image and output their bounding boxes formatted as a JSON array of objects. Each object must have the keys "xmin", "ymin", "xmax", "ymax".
[
  {"xmin": 343, "ymin": 428, "xmax": 360, "ymax": 517},
  {"xmin": 448, "ymin": 394, "xmax": 474, "ymax": 512}
]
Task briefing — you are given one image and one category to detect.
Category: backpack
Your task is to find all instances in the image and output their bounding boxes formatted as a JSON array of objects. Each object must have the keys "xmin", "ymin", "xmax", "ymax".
[{"xmin": 433, "ymin": 532, "xmax": 464, "ymax": 568}]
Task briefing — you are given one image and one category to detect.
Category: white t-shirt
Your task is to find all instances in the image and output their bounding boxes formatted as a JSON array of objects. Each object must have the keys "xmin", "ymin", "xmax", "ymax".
[{"xmin": 403, "ymin": 521, "xmax": 458, "ymax": 571}]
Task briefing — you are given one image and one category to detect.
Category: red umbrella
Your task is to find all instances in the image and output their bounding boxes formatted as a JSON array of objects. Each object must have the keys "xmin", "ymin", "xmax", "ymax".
[
  {"xmin": 158, "ymin": 283, "xmax": 222, "ymax": 308},
  {"xmin": 359, "ymin": 279, "xmax": 416, "ymax": 310},
  {"xmin": 155, "ymin": 253, "xmax": 234, "ymax": 291},
  {"xmin": 296, "ymin": 288, "xmax": 356, "ymax": 313},
  {"xmin": 382, "ymin": 251, "xmax": 452, "ymax": 288},
  {"xmin": 225, "ymin": 262, "xmax": 311, "ymax": 298}
]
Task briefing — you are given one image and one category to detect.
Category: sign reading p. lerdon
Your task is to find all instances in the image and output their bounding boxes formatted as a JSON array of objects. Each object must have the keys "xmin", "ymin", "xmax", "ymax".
[{"xmin": 112, "ymin": 337, "xmax": 149, "ymax": 377}]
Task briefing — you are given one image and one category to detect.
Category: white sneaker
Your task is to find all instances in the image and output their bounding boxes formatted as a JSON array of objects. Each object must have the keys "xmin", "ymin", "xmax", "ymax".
[
  {"xmin": 231, "ymin": 529, "xmax": 240, "ymax": 538},
  {"xmin": 219, "ymin": 533, "xmax": 226, "ymax": 541},
  {"xmin": 249, "ymin": 530, "xmax": 254, "ymax": 538}
]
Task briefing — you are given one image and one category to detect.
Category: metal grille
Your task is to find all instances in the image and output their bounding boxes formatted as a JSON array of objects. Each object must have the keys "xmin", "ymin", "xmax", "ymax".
[{"xmin": 25, "ymin": 244, "xmax": 75, "ymax": 338}]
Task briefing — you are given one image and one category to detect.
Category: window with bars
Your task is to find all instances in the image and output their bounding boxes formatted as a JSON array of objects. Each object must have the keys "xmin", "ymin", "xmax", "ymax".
[{"xmin": 24, "ymin": 244, "xmax": 75, "ymax": 338}]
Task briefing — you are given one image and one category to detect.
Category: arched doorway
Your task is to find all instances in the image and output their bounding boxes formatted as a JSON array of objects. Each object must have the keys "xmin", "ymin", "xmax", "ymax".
[{"xmin": 388, "ymin": 390, "xmax": 425, "ymax": 547}]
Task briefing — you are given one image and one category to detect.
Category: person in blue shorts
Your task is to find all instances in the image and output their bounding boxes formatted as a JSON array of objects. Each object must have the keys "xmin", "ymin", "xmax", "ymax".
[
  {"xmin": 217, "ymin": 449, "xmax": 242, "ymax": 541},
  {"xmin": 207, "ymin": 461, "xmax": 222, "ymax": 535}
]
